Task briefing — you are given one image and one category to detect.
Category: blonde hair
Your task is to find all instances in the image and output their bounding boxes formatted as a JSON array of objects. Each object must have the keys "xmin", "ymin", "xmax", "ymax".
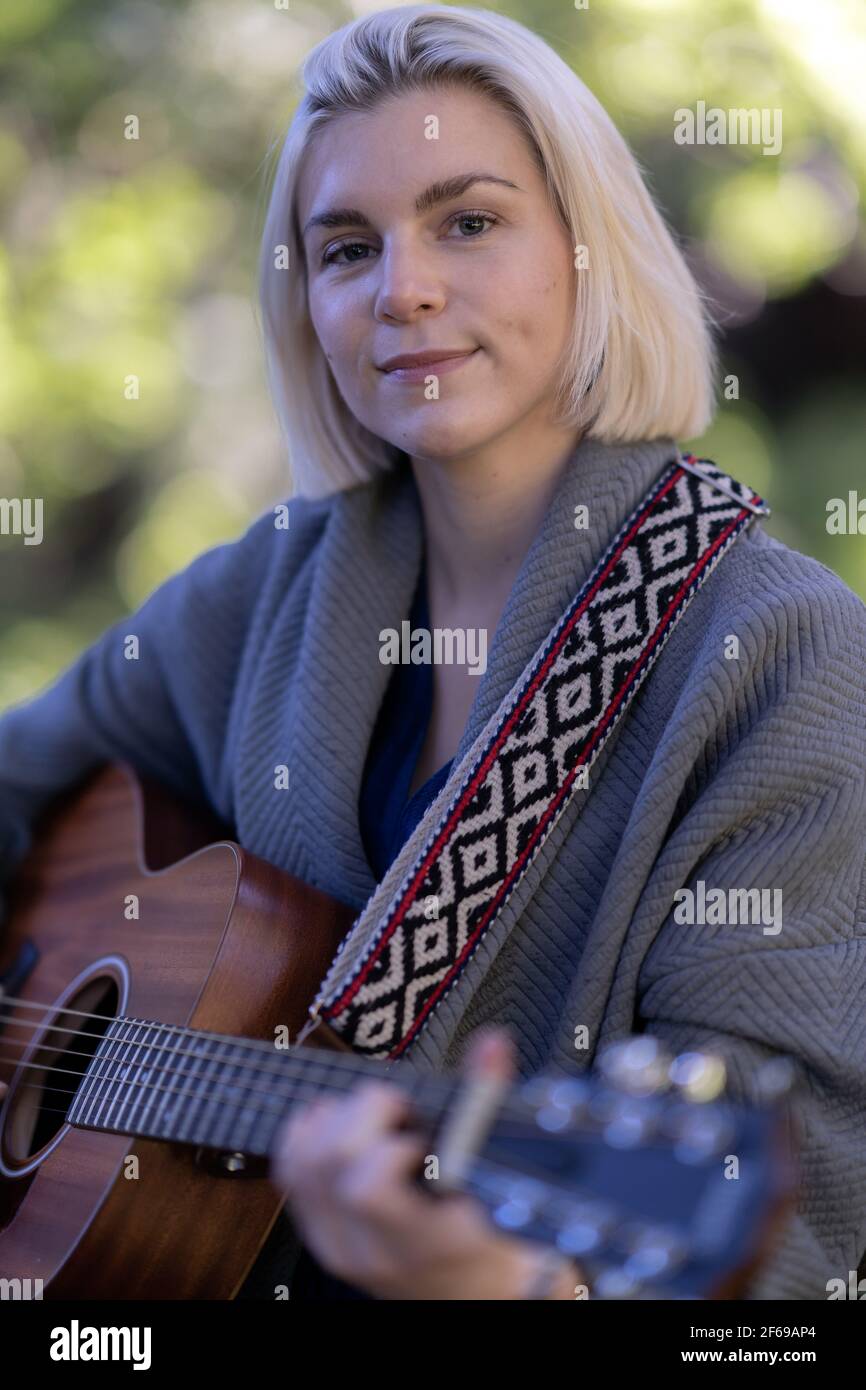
[{"xmin": 257, "ymin": 4, "xmax": 717, "ymax": 499}]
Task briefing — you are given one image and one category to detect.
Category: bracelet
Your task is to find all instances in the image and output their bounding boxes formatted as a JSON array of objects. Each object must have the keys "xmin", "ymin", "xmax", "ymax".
[{"xmin": 519, "ymin": 1248, "xmax": 575, "ymax": 1300}]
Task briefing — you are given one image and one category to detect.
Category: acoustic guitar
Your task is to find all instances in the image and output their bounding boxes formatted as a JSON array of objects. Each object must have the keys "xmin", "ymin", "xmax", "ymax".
[{"xmin": 0, "ymin": 763, "xmax": 795, "ymax": 1299}]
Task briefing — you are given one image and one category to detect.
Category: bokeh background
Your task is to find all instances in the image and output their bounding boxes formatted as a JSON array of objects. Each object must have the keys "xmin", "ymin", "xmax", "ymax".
[{"xmin": 1, "ymin": 0, "xmax": 864, "ymax": 709}]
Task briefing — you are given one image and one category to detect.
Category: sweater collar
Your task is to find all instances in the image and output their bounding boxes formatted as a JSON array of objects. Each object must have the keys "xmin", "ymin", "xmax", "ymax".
[{"xmin": 288, "ymin": 434, "xmax": 678, "ymax": 908}]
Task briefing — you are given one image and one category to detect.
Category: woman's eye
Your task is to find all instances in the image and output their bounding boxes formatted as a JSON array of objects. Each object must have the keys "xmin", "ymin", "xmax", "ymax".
[
  {"xmin": 321, "ymin": 240, "xmax": 371, "ymax": 268},
  {"xmin": 446, "ymin": 210, "xmax": 499, "ymax": 238},
  {"xmin": 320, "ymin": 210, "xmax": 499, "ymax": 268}
]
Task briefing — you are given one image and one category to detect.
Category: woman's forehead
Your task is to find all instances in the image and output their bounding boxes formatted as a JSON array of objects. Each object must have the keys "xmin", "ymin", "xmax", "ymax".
[{"xmin": 296, "ymin": 94, "xmax": 535, "ymax": 227}]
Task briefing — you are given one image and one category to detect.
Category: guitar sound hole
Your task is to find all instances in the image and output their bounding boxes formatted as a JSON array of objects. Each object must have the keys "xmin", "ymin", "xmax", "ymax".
[{"xmin": 2, "ymin": 974, "xmax": 120, "ymax": 1167}]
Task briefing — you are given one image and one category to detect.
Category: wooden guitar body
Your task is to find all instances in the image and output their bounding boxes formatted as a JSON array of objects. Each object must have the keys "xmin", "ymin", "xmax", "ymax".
[
  {"xmin": 0, "ymin": 764, "xmax": 798, "ymax": 1302},
  {"xmin": 0, "ymin": 762, "xmax": 356, "ymax": 1299}
]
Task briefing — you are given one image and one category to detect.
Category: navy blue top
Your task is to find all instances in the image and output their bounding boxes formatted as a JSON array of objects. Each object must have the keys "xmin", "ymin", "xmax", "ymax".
[
  {"xmin": 290, "ymin": 558, "xmax": 454, "ymax": 1301},
  {"xmin": 358, "ymin": 558, "xmax": 453, "ymax": 880}
]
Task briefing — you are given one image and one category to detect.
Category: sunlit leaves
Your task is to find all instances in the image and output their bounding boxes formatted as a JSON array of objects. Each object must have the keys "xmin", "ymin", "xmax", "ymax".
[{"xmin": 703, "ymin": 167, "xmax": 857, "ymax": 294}]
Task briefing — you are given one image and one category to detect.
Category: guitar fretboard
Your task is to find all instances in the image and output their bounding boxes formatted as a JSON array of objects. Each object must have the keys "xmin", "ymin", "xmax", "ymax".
[{"xmin": 65, "ymin": 1016, "xmax": 446, "ymax": 1158}]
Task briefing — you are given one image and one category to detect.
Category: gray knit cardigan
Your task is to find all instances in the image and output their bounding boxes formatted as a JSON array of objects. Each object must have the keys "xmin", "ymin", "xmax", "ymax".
[{"xmin": 1, "ymin": 434, "xmax": 864, "ymax": 1300}]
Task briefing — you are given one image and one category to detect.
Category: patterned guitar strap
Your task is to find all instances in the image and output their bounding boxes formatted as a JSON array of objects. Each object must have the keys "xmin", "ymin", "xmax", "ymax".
[{"xmin": 296, "ymin": 453, "xmax": 770, "ymax": 1061}]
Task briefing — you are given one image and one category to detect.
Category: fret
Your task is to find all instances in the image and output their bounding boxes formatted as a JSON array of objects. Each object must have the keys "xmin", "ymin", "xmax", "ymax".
[
  {"xmin": 173, "ymin": 1034, "xmax": 223, "ymax": 1150},
  {"xmin": 69, "ymin": 1018, "xmax": 130, "ymax": 1129},
  {"xmin": 83, "ymin": 1019, "xmax": 139, "ymax": 1129},
  {"xmin": 245, "ymin": 1105, "xmax": 285, "ymax": 1160},
  {"xmin": 234, "ymin": 1043, "xmax": 272, "ymax": 1157},
  {"xmin": 226, "ymin": 1040, "xmax": 278, "ymax": 1153},
  {"xmin": 193, "ymin": 1037, "xmax": 238, "ymax": 1151},
  {"xmin": 166, "ymin": 1028, "xmax": 211, "ymax": 1145},
  {"xmin": 73, "ymin": 1026, "xmax": 111, "ymax": 1126},
  {"xmin": 157, "ymin": 1024, "xmax": 204, "ymax": 1143},
  {"xmin": 239, "ymin": 1043, "xmax": 297, "ymax": 1159},
  {"xmin": 291, "ymin": 1051, "xmax": 334, "ymax": 1108},
  {"xmin": 65, "ymin": 1017, "xmax": 455, "ymax": 1151},
  {"xmin": 67, "ymin": 1024, "xmax": 118, "ymax": 1125},
  {"xmin": 244, "ymin": 1049, "xmax": 353, "ymax": 1160},
  {"xmin": 169, "ymin": 1028, "xmax": 216, "ymax": 1145},
  {"xmin": 111, "ymin": 1021, "xmax": 149, "ymax": 1134},
  {"xmin": 133, "ymin": 1023, "xmax": 173, "ymax": 1138},
  {"xmin": 209, "ymin": 1043, "xmax": 249, "ymax": 1153},
  {"xmin": 119, "ymin": 1020, "xmax": 160, "ymax": 1136}
]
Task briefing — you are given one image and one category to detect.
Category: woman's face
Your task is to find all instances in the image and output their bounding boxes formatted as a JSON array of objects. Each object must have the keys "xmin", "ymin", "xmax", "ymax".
[{"xmin": 295, "ymin": 84, "xmax": 577, "ymax": 464}]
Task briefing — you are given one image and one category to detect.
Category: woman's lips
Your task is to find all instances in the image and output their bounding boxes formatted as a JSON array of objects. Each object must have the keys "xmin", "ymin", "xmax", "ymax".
[{"xmin": 381, "ymin": 349, "xmax": 480, "ymax": 383}]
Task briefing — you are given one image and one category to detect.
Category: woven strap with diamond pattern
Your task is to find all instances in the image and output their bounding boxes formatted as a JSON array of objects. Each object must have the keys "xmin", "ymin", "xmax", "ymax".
[{"xmin": 302, "ymin": 455, "xmax": 769, "ymax": 1060}]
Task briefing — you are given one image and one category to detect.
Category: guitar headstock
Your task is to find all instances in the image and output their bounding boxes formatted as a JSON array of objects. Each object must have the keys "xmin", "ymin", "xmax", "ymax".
[{"xmin": 453, "ymin": 1037, "xmax": 797, "ymax": 1299}]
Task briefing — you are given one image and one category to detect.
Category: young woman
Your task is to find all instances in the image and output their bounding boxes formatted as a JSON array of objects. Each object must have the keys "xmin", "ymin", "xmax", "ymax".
[{"xmin": 1, "ymin": 5, "xmax": 864, "ymax": 1301}]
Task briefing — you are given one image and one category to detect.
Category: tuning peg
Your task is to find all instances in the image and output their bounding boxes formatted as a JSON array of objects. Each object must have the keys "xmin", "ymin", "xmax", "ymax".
[
  {"xmin": 596, "ymin": 1036, "xmax": 672, "ymax": 1095},
  {"xmin": 668, "ymin": 1050, "xmax": 727, "ymax": 1103}
]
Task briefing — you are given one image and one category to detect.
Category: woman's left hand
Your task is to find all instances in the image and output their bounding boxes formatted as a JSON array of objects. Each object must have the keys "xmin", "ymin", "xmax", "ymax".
[{"xmin": 271, "ymin": 1026, "xmax": 578, "ymax": 1300}]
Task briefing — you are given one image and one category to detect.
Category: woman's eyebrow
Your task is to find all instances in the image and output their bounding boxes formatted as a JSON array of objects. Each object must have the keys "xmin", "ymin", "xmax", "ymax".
[{"xmin": 302, "ymin": 172, "xmax": 522, "ymax": 239}]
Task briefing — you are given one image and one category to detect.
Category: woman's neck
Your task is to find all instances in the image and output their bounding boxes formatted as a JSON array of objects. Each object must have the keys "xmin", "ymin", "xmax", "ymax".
[{"xmin": 410, "ymin": 426, "xmax": 583, "ymax": 621}]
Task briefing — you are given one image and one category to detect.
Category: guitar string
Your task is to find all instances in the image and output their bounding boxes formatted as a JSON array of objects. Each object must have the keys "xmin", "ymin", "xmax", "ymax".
[
  {"xmin": 0, "ymin": 1087, "xmax": 604, "ymax": 1269},
  {"xmin": 0, "ymin": 994, "xmax": 551, "ymax": 1126},
  {"xmin": 0, "ymin": 1036, "xmax": 707, "ymax": 1276},
  {"xmin": 0, "ymin": 1005, "xmax": 441, "ymax": 1095},
  {"xmin": 0, "ymin": 1061, "xmax": 570, "ymax": 1174},
  {"xmin": 0, "ymin": 1003, "xmax": 698, "ymax": 1153},
  {"xmin": 0, "ymin": 1055, "xmax": 634, "ymax": 1269},
  {"xmin": 0, "ymin": 1045, "xmax": 463, "ymax": 1131},
  {"xmin": 0, "ymin": 1034, "xmax": 436, "ymax": 1104},
  {"xmin": 1, "ymin": 1077, "xmax": 627, "ymax": 1277},
  {"xmin": 0, "ymin": 997, "xmax": 578, "ymax": 1137},
  {"xmin": 0, "ymin": 1072, "xmax": 691, "ymax": 1289},
  {"xmin": 0, "ymin": 1068, "xmax": 548, "ymax": 1155},
  {"xmin": 0, "ymin": 1036, "xmax": 539, "ymax": 1137},
  {"xmin": 0, "ymin": 1052, "xmax": 456, "ymax": 1134},
  {"xmin": 0, "ymin": 993, "xmax": 469, "ymax": 1092}
]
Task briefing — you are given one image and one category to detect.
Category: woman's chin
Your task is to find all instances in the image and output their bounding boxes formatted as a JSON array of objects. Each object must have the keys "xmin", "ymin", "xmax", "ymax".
[{"xmin": 378, "ymin": 417, "xmax": 501, "ymax": 465}]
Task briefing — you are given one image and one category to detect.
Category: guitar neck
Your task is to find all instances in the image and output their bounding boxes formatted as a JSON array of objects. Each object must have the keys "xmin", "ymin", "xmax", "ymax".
[
  {"xmin": 54, "ymin": 1015, "xmax": 794, "ymax": 1299},
  {"xmin": 65, "ymin": 1014, "xmax": 457, "ymax": 1159}
]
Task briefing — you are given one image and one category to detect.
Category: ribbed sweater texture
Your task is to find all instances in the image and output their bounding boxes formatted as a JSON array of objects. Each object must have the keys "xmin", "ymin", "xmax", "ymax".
[{"xmin": 1, "ymin": 435, "xmax": 864, "ymax": 1299}]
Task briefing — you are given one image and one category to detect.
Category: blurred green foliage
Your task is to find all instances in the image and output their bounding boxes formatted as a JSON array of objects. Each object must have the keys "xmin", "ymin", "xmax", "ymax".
[{"xmin": 1, "ymin": 0, "xmax": 864, "ymax": 709}]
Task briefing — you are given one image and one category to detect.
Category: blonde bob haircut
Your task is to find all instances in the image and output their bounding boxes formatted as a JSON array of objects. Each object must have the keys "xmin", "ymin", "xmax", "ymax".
[{"xmin": 258, "ymin": 3, "xmax": 717, "ymax": 499}]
